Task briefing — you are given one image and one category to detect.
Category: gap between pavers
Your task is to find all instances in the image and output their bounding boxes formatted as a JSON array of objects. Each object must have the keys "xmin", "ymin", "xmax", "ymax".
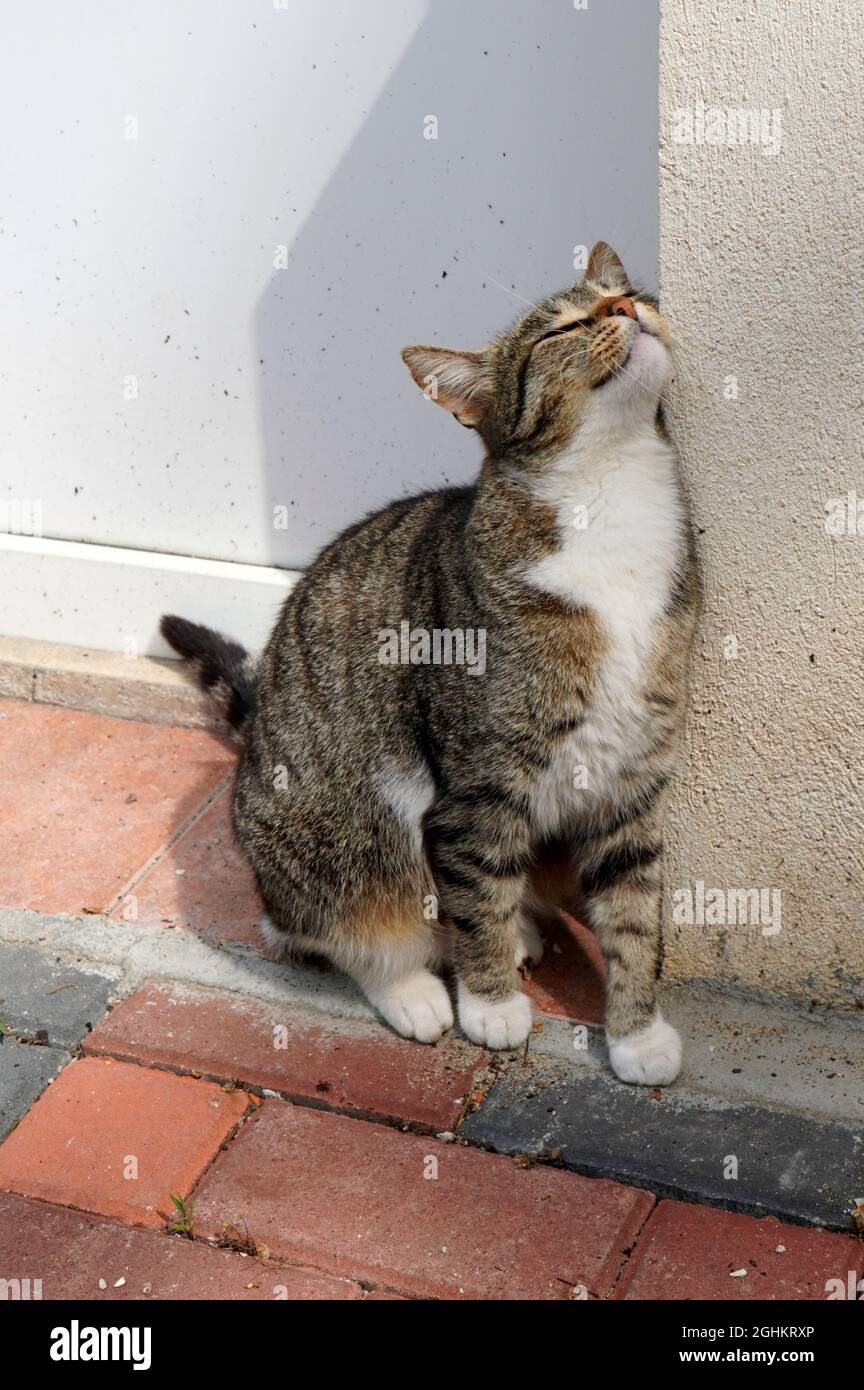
[
  {"xmin": 102, "ymin": 774, "xmax": 235, "ymax": 918},
  {"xmin": 0, "ymin": 702, "xmax": 236, "ymax": 916},
  {"xmin": 0, "ymin": 1042, "xmax": 67, "ymax": 1143},
  {"xmin": 612, "ymin": 1198, "xmax": 864, "ymax": 1302}
]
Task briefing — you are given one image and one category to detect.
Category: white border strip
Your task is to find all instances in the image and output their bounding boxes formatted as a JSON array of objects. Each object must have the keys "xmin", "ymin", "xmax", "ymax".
[{"xmin": 0, "ymin": 534, "xmax": 299, "ymax": 657}]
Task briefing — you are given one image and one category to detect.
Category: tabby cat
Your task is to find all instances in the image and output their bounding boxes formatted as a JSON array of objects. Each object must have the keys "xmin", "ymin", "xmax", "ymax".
[{"xmin": 163, "ymin": 241, "xmax": 699, "ymax": 1085}]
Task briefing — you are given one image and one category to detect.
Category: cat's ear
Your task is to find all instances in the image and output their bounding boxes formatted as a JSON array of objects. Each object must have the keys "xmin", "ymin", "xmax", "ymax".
[
  {"xmin": 585, "ymin": 241, "xmax": 628, "ymax": 291},
  {"xmin": 401, "ymin": 345, "xmax": 492, "ymax": 428}
]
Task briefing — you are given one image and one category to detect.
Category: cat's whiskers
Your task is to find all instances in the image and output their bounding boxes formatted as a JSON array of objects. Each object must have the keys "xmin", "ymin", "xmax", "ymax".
[{"xmin": 482, "ymin": 273, "xmax": 546, "ymax": 313}]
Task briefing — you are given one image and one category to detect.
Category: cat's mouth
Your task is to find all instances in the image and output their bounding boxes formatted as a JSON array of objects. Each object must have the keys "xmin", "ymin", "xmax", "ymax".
[
  {"xmin": 591, "ymin": 321, "xmax": 667, "ymax": 390},
  {"xmin": 591, "ymin": 336, "xmax": 637, "ymax": 387}
]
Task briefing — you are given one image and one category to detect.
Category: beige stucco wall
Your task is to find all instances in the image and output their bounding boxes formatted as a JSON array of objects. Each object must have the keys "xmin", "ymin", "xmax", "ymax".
[{"xmin": 659, "ymin": 0, "xmax": 864, "ymax": 1006}]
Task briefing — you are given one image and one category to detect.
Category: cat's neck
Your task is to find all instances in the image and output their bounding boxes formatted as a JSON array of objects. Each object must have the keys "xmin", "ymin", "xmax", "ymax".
[
  {"xmin": 467, "ymin": 415, "xmax": 685, "ymax": 599},
  {"xmin": 535, "ymin": 418, "xmax": 676, "ymax": 500},
  {"xmin": 483, "ymin": 413, "xmax": 679, "ymax": 509},
  {"xmin": 518, "ymin": 420, "xmax": 687, "ymax": 619}
]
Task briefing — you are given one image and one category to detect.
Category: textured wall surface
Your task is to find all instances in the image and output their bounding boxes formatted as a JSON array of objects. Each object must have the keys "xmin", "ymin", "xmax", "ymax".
[{"xmin": 659, "ymin": 1, "xmax": 864, "ymax": 1005}]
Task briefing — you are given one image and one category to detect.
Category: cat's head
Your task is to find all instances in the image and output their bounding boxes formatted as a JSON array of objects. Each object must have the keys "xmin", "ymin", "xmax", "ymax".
[{"xmin": 402, "ymin": 242, "xmax": 672, "ymax": 460}]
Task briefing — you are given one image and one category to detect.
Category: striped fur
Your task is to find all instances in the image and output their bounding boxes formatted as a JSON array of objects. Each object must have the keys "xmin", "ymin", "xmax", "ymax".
[{"xmin": 163, "ymin": 243, "xmax": 700, "ymax": 1080}]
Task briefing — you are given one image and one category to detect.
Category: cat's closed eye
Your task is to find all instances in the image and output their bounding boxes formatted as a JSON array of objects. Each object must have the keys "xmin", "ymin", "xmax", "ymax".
[{"xmin": 536, "ymin": 319, "xmax": 590, "ymax": 344}]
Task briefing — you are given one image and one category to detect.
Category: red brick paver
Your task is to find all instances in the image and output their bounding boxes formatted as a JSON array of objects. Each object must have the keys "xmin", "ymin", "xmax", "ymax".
[
  {"xmin": 84, "ymin": 983, "xmax": 487, "ymax": 1131},
  {"xmin": 111, "ymin": 786, "xmax": 262, "ymax": 949},
  {"xmin": 193, "ymin": 1100, "xmax": 654, "ymax": 1299},
  {"xmin": 614, "ymin": 1199, "xmax": 864, "ymax": 1301},
  {"xmin": 0, "ymin": 1056, "xmax": 248, "ymax": 1228},
  {"xmin": 0, "ymin": 1192, "xmax": 362, "ymax": 1300},
  {"xmin": 0, "ymin": 701, "xmax": 234, "ymax": 915},
  {"xmin": 523, "ymin": 911, "xmax": 605, "ymax": 1024}
]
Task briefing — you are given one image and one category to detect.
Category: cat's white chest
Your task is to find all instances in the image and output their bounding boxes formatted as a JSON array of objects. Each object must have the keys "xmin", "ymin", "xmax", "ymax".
[{"xmin": 522, "ymin": 432, "xmax": 684, "ymax": 833}]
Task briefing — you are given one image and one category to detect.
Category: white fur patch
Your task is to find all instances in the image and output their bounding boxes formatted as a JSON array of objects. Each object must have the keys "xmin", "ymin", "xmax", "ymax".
[
  {"xmin": 607, "ymin": 1011, "xmax": 682, "ymax": 1085},
  {"xmin": 373, "ymin": 761, "xmax": 435, "ymax": 851},
  {"xmin": 522, "ymin": 417, "xmax": 685, "ymax": 836},
  {"xmin": 515, "ymin": 912, "xmax": 544, "ymax": 969},
  {"xmin": 457, "ymin": 982, "xmax": 533, "ymax": 1049},
  {"xmin": 259, "ymin": 913, "xmax": 293, "ymax": 959}
]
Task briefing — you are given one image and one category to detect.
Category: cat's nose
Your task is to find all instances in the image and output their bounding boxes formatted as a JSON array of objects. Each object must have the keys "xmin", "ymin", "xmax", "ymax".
[{"xmin": 607, "ymin": 296, "xmax": 637, "ymax": 320}]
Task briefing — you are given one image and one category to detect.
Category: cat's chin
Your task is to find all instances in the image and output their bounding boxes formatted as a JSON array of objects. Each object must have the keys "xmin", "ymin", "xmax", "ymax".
[
  {"xmin": 591, "ymin": 332, "xmax": 670, "ymax": 408},
  {"xmin": 623, "ymin": 330, "xmax": 672, "ymax": 392}
]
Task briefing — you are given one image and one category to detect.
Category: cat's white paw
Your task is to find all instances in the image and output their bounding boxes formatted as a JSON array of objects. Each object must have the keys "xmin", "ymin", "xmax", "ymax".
[
  {"xmin": 457, "ymin": 982, "xmax": 533, "ymax": 1050},
  {"xmin": 607, "ymin": 1012, "xmax": 682, "ymax": 1085},
  {"xmin": 515, "ymin": 914, "xmax": 544, "ymax": 971},
  {"xmin": 369, "ymin": 970, "xmax": 454, "ymax": 1044}
]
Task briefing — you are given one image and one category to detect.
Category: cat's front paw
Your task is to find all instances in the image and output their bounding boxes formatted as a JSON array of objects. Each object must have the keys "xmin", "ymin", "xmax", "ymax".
[
  {"xmin": 369, "ymin": 970, "xmax": 454, "ymax": 1044},
  {"xmin": 457, "ymin": 982, "xmax": 533, "ymax": 1049},
  {"xmin": 607, "ymin": 1012, "xmax": 682, "ymax": 1085}
]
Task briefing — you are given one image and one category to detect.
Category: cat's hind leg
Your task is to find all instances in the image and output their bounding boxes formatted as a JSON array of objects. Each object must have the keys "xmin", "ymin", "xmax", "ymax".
[
  {"xmin": 359, "ymin": 956, "xmax": 454, "ymax": 1044},
  {"xmin": 334, "ymin": 900, "xmax": 454, "ymax": 1043},
  {"xmin": 262, "ymin": 895, "xmax": 453, "ymax": 1043},
  {"xmin": 258, "ymin": 911, "xmax": 298, "ymax": 960},
  {"xmin": 514, "ymin": 910, "xmax": 544, "ymax": 971}
]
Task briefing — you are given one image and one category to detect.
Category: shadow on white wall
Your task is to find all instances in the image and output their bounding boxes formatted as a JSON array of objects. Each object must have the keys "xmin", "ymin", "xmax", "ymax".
[{"xmin": 254, "ymin": 0, "xmax": 658, "ymax": 568}]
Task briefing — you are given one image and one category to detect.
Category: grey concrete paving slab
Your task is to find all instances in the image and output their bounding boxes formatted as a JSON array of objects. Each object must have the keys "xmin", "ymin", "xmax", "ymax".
[
  {"xmin": 0, "ymin": 942, "xmax": 115, "ymax": 1047},
  {"xmin": 662, "ymin": 980, "xmax": 864, "ymax": 1123},
  {"xmin": 523, "ymin": 986, "xmax": 864, "ymax": 1128},
  {"xmin": 0, "ymin": 909, "xmax": 371, "ymax": 1021},
  {"xmin": 461, "ymin": 1056, "xmax": 864, "ymax": 1231},
  {"xmin": 0, "ymin": 1039, "xmax": 66, "ymax": 1141}
]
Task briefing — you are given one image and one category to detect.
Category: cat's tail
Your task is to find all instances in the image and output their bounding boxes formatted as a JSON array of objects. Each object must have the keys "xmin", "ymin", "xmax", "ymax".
[{"xmin": 160, "ymin": 614, "xmax": 257, "ymax": 731}]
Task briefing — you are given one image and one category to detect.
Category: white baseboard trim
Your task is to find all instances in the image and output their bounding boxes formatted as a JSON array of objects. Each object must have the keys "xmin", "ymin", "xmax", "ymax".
[{"xmin": 0, "ymin": 534, "xmax": 298, "ymax": 658}]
